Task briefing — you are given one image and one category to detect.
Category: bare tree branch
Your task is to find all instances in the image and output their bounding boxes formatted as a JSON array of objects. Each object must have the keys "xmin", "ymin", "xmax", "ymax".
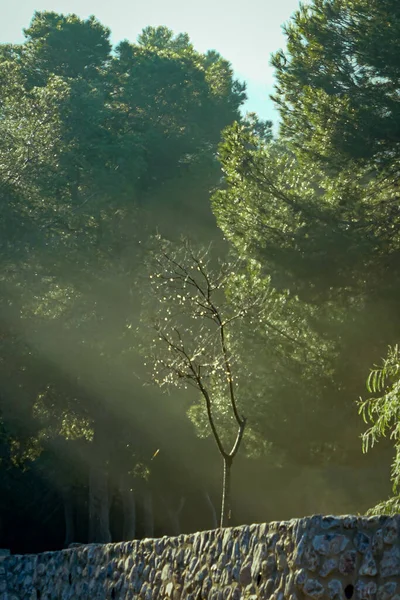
[{"xmin": 146, "ymin": 238, "xmax": 268, "ymax": 525}]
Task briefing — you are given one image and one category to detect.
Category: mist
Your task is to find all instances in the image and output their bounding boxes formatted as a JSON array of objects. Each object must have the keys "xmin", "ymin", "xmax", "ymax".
[{"xmin": 0, "ymin": 6, "xmax": 397, "ymax": 554}]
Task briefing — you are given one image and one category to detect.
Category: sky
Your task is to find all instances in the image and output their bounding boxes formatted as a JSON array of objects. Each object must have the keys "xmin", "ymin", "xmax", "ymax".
[{"xmin": 0, "ymin": 0, "xmax": 302, "ymax": 123}]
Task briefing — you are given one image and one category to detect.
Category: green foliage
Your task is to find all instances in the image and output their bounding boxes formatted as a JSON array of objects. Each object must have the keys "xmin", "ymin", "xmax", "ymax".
[
  {"xmin": 111, "ymin": 35, "xmax": 245, "ymax": 188},
  {"xmin": 241, "ymin": 112, "xmax": 273, "ymax": 145},
  {"xmin": 0, "ymin": 10, "xmax": 249, "ymax": 542},
  {"xmin": 4, "ymin": 0, "xmax": 398, "ymax": 541},
  {"xmin": 22, "ymin": 11, "xmax": 111, "ymax": 83},
  {"xmin": 214, "ymin": 122, "xmax": 372, "ymax": 299},
  {"xmin": 359, "ymin": 345, "xmax": 400, "ymax": 514},
  {"xmin": 143, "ymin": 237, "xmax": 337, "ymax": 465},
  {"xmin": 271, "ymin": 0, "xmax": 400, "ymax": 171},
  {"xmin": 211, "ymin": 0, "xmax": 400, "ymax": 470},
  {"xmin": 137, "ymin": 26, "xmax": 193, "ymax": 52}
]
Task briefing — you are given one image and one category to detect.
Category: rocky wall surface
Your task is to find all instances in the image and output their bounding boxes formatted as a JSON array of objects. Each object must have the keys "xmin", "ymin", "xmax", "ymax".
[{"xmin": 2, "ymin": 515, "xmax": 400, "ymax": 600}]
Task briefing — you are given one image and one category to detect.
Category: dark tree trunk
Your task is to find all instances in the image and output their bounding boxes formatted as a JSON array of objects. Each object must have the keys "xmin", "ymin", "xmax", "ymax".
[
  {"xmin": 142, "ymin": 488, "xmax": 154, "ymax": 538},
  {"xmin": 88, "ymin": 426, "xmax": 111, "ymax": 543},
  {"xmin": 203, "ymin": 491, "xmax": 218, "ymax": 530},
  {"xmin": 89, "ymin": 463, "xmax": 111, "ymax": 543},
  {"xmin": 120, "ymin": 473, "xmax": 136, "ymax": 541},
  {"xmin": 167, "ymin": 497, "xmax": 185, "ymax": 536},
  {"xmin": 62, "ymin": 484, "xmax": 75, "ymax": 547},
  {"xmin": 220, "ymin": 456, "xmax": 232, "ymax": 528}
]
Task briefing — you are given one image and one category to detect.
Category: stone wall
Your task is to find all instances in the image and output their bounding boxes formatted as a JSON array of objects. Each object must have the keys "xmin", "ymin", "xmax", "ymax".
[{"xmin": 2, "ymin": 515, "xmax": 400, "ymax": 600}]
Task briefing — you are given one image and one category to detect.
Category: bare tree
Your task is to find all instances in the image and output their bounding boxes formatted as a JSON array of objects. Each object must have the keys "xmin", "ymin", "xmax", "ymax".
[{"xmin": 146, "ymin": 238, "xmax": 265, "ymax": 527}]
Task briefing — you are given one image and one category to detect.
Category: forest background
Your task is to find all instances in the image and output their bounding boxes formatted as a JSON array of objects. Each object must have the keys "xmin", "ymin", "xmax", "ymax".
[{"xmin": 1, "ymin": 0, "xmax": 399, "ymax": 553}]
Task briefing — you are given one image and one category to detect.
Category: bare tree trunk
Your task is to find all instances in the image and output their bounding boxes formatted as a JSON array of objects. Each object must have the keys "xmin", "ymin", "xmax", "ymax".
[
  {"xmin": 88, "ymin": 424, "xmax": 111, "ymax": 543},
  {"xmin": 120, "ymin": 473, "xmax": 136, "ymax": 541},
  {"xmin": 203, "ymin": 491, "xmax": 218, "ymax": 530},
  {"xmin": 142, "ymin": 488, "xmax": 154, "ymax": 538},
  {"xmin": 89, "ymin": 462, "xmax": 111, "ymax": 543},
  {"xmin": 167, "ymin": 497, "xmax": 186, "ymax": 536},
  {"xmin": 62, "ymin": 484, "xmax": 75, "ymax": 547},
  {"xmin": 220, "ymin": 456, "xmax": 232, "ymax": 528}
]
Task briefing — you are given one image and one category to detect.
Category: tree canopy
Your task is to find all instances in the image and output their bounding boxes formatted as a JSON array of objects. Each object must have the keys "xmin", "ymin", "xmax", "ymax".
[
  {"xmin": 271, "ymin": 0, "xmax": 400, "ymax": 171},
  {"xmin": 212, "ymin": 0, "xmax": 400, "ymax": 490},
  {"xmin": 1, "ymin": 0, "xmax": 398, "ymax": 550}
]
